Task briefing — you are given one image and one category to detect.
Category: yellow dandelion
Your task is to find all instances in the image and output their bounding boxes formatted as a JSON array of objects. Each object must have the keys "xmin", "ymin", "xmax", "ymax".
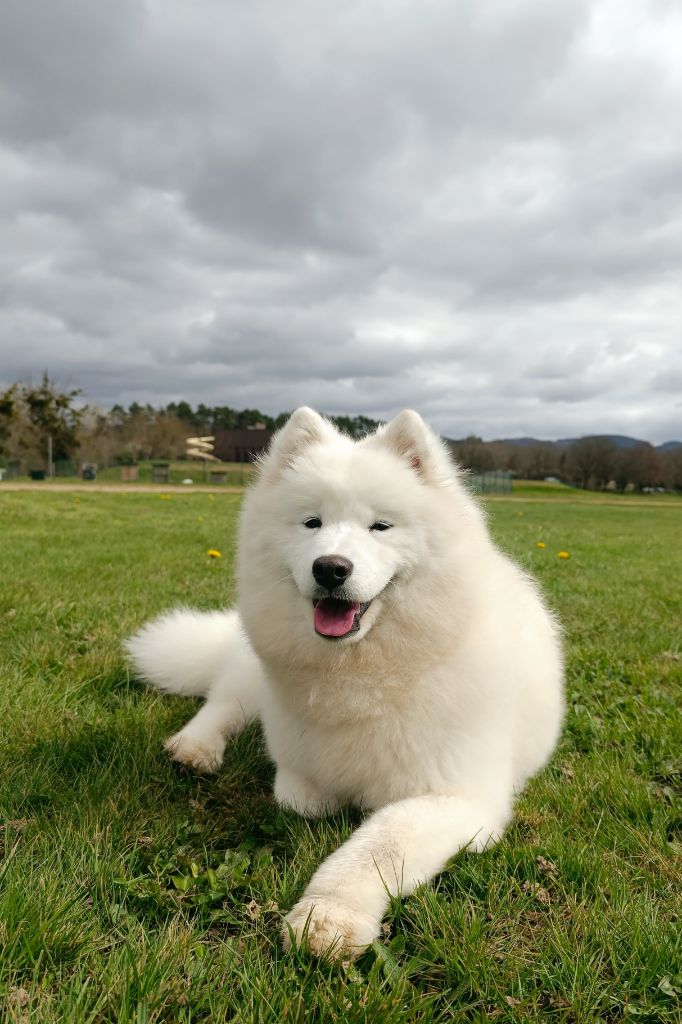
[
  {"xmin": 197, "ymin": 516, "xmax": 204, "ymax": 522},
  {"xmin": 159, "ymin": 494, "xmax": 171, "ymax": 500},
  {"xmin": 557, "ymin": 550, "xmax": 570, "ymax": 559},
  {"xmin": 536, "ymin": 541, "xmax": 546, "ymax": 549},
  {"xmin": 207, "ymin": 548, "xmax": 222, "ymax": 559}
]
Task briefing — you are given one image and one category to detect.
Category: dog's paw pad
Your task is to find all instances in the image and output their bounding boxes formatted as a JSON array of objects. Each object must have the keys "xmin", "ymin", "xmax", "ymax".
[{"xmin": 282, "ymin": 896, "xmax": 378, "ymax": 960}]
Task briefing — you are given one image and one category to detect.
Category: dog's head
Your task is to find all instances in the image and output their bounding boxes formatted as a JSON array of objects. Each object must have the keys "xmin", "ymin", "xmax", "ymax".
[{"xmin": 238, "ymin": 407, "xmax": 480, "ymax": 650}]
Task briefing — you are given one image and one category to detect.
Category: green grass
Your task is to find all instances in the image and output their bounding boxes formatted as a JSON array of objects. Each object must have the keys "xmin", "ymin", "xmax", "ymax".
[
  {"xmin": 503, "ymin": 479, "xmax": 681, "ymax": 501},
  {"xmin": 0, "ymin": 491, "xmax": 680, "ymax": 1023}
]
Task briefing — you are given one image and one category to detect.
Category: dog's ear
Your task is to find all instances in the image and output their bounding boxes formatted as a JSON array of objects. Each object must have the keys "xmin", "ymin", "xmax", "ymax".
[
  {"xmin": 259, "ymin": 407, "xmax": 338, "ymax": 478},
  {"xmin": 366, "ymin": 410, "xmax": 458, "ymax": 488}
]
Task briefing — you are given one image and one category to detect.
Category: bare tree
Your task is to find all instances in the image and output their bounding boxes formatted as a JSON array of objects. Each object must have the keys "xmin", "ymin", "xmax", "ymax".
[
  {"xmin": 448, "ymin": 436, "xmax": 495, "ymax": 471},
  {"xmin": 620, "ymin": 442, "xmax": 663, "ymax": 491},
  {"xmin": 661, "ymin": 448, "xmax": 682, "ymax": 491},
  {"xmin": 565, "ymin": 437, "xmax": 617, "ymax": 490}
]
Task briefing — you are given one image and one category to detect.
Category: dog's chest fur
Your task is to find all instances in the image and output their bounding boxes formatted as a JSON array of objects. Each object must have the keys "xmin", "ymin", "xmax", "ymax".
[{"xmin": 259, "ymin": 660, "xmax": 478, "ymax": 809}]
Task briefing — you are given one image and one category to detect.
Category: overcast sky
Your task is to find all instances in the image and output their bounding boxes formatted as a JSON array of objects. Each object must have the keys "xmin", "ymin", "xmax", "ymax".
[{"xmin": 1, "ymin": 0, "xmax": 681, "ymax": 441}]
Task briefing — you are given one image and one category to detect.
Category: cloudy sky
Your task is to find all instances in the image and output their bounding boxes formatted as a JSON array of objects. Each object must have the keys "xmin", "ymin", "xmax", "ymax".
[{"xmin": 1, "ymin": 0, "xmax": 681, "ymax": 442}]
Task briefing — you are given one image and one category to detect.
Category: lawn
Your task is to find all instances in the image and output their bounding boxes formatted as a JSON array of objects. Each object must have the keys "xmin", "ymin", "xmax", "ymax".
[{"xmin": 0, "ymin": 490, "xmax": 680, "ymax": 1023}]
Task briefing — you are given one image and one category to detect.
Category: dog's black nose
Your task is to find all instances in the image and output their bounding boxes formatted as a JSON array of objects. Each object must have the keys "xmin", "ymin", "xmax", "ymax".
[{"xmin": 312, "ymin": 555, "xmax": 353, "ymax": 591}]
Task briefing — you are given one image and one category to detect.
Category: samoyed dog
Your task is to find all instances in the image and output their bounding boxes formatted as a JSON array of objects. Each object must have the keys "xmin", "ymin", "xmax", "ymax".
[{"xmin": 126, "ymin": 408, "xmax": 563, "ymax": 958}]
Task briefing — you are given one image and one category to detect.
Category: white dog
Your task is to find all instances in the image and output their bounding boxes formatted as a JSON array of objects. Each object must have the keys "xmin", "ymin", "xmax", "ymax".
[{"xmin": 126, "ymin": 408, "xmax": 563, "ymax": 958}]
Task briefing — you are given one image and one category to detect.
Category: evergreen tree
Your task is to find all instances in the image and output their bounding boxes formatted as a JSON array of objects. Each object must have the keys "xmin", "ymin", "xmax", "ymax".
[{"xmin": 0, "ymin": 375, "xmax": 84, "ymax": 467}]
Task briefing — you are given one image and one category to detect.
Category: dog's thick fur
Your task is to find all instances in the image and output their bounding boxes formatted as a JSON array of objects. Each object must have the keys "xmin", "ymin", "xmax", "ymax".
[{"xmin": 126, "ymin": 408, "xmax": 563, "ymax": 958}]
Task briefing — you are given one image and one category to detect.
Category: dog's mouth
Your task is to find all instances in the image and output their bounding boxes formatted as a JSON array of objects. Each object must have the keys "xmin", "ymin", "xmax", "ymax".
[{"xmin": 312, "ymin": 598, "xmax": 371, "ymax": 640}]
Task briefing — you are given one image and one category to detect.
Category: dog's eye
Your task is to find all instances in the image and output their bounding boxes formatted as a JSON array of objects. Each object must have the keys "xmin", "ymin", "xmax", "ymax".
[
  {"xmin": 303, "ymin": 517, "xmax": 322, "ymax": 529},
  {"xmin": 370, "ymin": 521, "xmax": 393, "ymax": 532}
]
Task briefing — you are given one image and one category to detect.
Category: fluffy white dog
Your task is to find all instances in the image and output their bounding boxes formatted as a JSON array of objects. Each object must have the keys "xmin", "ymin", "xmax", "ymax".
[{"xmin": 126, "ymin": 408, "xmax": 563, "ymax": 958}]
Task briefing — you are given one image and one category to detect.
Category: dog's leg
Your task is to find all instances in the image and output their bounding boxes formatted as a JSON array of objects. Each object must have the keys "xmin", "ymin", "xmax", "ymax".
[
  {"xmin": 274, "ymin": 766, "xmax": 340, "ymax": 818},
  {"xmin": 282, "ymin": 791, "xmax": 511, "ymax": 958},
  {"xmin": 165, "ymin": 655, "xmax": 264, "ymax": 773},
  {"xmin": 165, "ymin": 693, "xmax": 250, "ymax": 773}
]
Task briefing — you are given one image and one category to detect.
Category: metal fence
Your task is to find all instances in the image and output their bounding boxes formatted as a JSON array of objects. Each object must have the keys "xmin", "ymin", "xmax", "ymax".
[
  {"xmin": 0, "ymin": 459, "xmax": 77, "ymax": 478},
  {"xmin": 468, "ymin": 470, "xmax": 513, "ymax": 495}
]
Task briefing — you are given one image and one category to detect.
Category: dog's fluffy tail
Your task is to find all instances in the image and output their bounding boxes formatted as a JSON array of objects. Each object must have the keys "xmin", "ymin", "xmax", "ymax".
[{"xmin": 125, "ymin": 608, "xmax": 242, "ymax": 698}]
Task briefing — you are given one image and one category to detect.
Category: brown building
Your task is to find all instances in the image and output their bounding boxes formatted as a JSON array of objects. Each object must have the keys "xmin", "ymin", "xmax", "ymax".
[{"xmin": 213, "ymin": 427, "xmax": 274, "ymax": 463}]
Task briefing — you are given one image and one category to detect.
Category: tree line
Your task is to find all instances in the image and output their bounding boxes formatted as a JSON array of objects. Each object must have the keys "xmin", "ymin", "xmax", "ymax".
[
  {"xmin": 447, "ymin": 434, "xmax": 682, "ymax": 492},
  {"xmin": 0, "ymin": 377, "xmax": 382, "ymax": 473},
  {"xmin": 1, "ymin": 376, "xmax": 680, "ymax": 491}
]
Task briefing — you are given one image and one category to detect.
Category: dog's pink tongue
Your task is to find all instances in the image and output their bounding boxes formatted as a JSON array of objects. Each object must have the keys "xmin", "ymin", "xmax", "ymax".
[{"xmin": 314, "ymin": 599, "xmax": 360, "ymax": 637}]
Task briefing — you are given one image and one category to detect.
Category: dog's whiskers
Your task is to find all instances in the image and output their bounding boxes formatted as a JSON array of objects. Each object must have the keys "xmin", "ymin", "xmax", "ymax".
[
  {"xmin": 248, "ymin": 571, "xmax": 295, "ymax": 603},
  {"xmin": 382, "ymin": 579, "xmax": 402, "ymax": 616}
]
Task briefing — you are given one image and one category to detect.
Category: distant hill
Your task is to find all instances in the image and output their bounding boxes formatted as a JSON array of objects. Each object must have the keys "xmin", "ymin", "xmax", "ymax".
[
  {"xmin": 492, "ymin": 436, "xmax": 544, "ymax": 448},
  {"xmin": 496, "ymin": 435, "xmax": 681, "ymax": 452},
  {"xmin": 557, "ymin": 435, "xmax": 644, "ymax": 450}
]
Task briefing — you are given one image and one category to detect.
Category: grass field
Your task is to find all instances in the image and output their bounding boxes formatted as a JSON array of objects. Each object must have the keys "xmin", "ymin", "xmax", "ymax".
[{"xmin": 0, "ymin": 489, "xmax": 680, "ymax": 1022}]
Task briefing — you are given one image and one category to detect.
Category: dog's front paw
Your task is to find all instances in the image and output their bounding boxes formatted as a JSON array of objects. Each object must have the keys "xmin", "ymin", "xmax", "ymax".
[
  {"xmin": 282, "ymin": 895, "xmax": 379, "ymax": 960},
  {"xmin": 164, "ymin": 731, "xmax": 224, "ymax": 773}
]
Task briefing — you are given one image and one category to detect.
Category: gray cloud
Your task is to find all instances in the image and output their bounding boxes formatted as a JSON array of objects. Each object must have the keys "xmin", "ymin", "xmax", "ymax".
[{"xmin": 1, "ymin": 0, "xmax": 681, "ymax": 443}]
